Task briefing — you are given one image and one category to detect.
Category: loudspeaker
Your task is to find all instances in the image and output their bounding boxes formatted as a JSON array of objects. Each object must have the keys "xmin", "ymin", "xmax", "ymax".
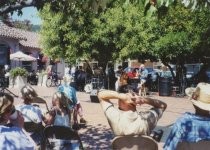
[
  {"xmin": 90, "ymin": 89, "xmax": 99, "ymax": 103},
  {"xmin": 0, "ymin": 45, "xmax": 10, "ymax": 65}
]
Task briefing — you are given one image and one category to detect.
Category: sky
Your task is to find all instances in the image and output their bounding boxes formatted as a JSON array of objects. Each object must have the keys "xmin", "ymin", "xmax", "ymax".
[{"xmin": 11, "ymin": 7, "xmax": 41, "ymax": 25}]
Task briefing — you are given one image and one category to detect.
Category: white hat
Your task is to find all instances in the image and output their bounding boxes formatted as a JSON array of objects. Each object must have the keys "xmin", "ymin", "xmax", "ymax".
[{"xmin": 185, "ymin": 82, "xmax": 210, "ymax": 111}]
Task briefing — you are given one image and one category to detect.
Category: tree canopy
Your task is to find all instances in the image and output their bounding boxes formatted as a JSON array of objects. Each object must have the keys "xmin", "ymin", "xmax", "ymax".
[
  {"xmin": 39, "ymin": 1, "xmax": 210, "ymax": 68},
  {"xmin": 1, "ymin": 0, "xmax": 210, "ymax": 16}
]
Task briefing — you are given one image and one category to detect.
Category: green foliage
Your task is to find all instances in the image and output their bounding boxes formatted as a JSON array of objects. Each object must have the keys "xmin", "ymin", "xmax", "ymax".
[
  {"xmin": 12, "ymin": 20, "xmax": 33, "ymax": 31},
  {"xmin": 10, "ymin": 67, "xmax": 28, "ymax": 78},
  {"xmin": 92, "ymin": 3, "xmax": 157, "ymax": 62},
  {"xmin": 39, "ymin": 4, "xmax": 95, "ymax": 63},
  {"xmin": 153, "ymin": 2, "xmax": 210, "ymax": 65}
]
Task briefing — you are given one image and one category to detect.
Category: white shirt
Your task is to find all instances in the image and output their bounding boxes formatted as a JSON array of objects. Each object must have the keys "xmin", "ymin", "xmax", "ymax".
[
  {"xmin": 0, "ymin": 125, "xmax": 35, "ymax": 150},
  {"xmin": 16, "ymin": 104, "xmax": 43, "ymax": 123}
]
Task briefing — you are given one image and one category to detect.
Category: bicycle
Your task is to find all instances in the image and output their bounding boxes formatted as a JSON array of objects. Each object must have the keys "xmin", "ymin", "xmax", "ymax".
[{"xmin": 46, "ymin": 72, "xmax": 61, "ymax": 87}]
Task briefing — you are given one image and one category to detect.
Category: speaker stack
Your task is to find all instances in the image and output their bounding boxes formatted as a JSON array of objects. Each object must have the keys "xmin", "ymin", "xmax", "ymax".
[{"xmin": 90, "ymin": 89, "xmax": 99, "ymax": 103}]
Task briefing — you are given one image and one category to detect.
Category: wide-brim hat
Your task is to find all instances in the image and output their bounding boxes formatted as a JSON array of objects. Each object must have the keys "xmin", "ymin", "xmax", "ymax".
[
  {"xmin": 185, "ymin": 82, "xmax": 210, "ymax": 111},
  {"xmin": 0, "ymin": 93, "xmax": 14, "ymax": 117}
]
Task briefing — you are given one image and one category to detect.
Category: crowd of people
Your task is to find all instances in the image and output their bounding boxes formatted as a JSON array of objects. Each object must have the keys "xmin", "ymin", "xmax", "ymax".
[
  {"xmin": 1, "ymin": 63, "xmax": 210, "ymax": 149},
  {"xmin": 0, "ymin": 79, "xmax": 86, "ymax": 149}
]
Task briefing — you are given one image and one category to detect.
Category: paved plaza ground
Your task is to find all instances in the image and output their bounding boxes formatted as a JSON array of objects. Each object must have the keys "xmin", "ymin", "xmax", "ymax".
[{"xmin": 8, "ymin": 85, "xmax": 195, "ymax": 150}]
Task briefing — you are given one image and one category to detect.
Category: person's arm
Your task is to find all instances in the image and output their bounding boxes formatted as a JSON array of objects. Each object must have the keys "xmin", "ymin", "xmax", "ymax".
[
  {"xmin": 140, "ymin": 97, "xmax": 167, "ymax": 111},
  {"xmin": 97, "ymin": 90, "xmax": 130, "ymax": 103},
  {"xmin": 43, "ymin": 109, "xmax": 55, "ymax": 125}
]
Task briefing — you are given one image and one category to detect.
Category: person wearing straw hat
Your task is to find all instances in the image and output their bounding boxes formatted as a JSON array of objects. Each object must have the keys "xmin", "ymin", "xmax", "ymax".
[
  {"xmin": 0, "ymin": 93, "xmax": 35, "ymax": 150},
  {"xmin": 164, "ymin": 82, "xmax": 210, "ymax": 150}
]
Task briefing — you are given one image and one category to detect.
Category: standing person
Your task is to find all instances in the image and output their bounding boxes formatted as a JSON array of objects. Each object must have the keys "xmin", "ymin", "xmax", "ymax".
[
  {"xmin": 44, "ymin": 92, "xmax": 71, "ymax": 127},
  {"xmin": 108, "ymin": 66, "xmax": 117, "ymax": 90},
  {"xmin": 58, "ymin": 77, "xmax": 87, "ymax": 130},
  {"xmin": 115, "ymin": 65, "xmax": 123, "ymax": 91},
  {"xmin": 164, "ymin": 82, "xmax": 210, "ymax": 150},
  {"xmin": 16, "ymin": 85, "xmax": 45, "ymax": 145},
  {"xmin": 75, "ymin": 66, "xmax": 86, "ymax": 91},
  {"xmin": 0, "ymin": 93, "xmax": 35, "ymax": 150},
  {"xmin": 118, "ymin": 71, "xmax": 129, "ymax": 92},
  {"xmin": 138, "ymin": 64, "xmax": 148, "ymax": 96},
  {"xmin": 97, "ymin": 89, "xmax": 167, "ymax": 136}
]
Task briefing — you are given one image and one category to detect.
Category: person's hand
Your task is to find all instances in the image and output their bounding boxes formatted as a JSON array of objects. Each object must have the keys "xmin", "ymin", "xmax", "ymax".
[
  {"xmin": 134, "ymin": 96, "xmax": 145, "ymax": 105},
  {"xmin": 129, "ymin": 92, "xmax": 145, "ymax": 105}
]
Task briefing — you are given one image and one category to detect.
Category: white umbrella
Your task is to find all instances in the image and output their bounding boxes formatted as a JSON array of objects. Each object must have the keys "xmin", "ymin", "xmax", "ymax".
[{"xmin": 10, "ymin": 51, "xmax": 36, "ymax": 61}]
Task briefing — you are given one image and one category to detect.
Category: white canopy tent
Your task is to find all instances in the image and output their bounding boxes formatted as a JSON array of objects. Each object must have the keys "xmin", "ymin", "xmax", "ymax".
[{"xmin": 10, "ymin": 51, "xmax": 36, "ymax": 61}]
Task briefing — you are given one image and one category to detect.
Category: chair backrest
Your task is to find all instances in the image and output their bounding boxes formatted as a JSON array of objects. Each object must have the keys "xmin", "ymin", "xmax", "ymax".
[
  {"xmin": 43, "ymin": 125, "xmax": 84, "ymax": 150},
  {"xmin": 177, "ymin": 140, "xmax": 210, "ymax": 150},
  {"xmin": 24, "ymin": 122, "xmax": 44, "ymax": 133},
  {"xmin": 112, "ymin": 135, "xmax": 158, "ymax": 150}
]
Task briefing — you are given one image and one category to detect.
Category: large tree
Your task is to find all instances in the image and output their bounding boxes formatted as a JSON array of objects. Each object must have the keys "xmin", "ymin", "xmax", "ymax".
[
  {"xmin": 152, "ymin": 3, "xmax": 210, "ymax": 82},
  {"xmin": 0, "ymin": 0, "xmax": 108, "ymax": 15},
  {"xmin": 1, "ymin": 0, "xmax": 209, "ymax": 15}
]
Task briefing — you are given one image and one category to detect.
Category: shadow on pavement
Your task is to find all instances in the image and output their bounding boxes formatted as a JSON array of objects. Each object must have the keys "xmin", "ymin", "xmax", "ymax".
[{"xmin": 79, "ymin": 124, "xmax": 114, "ymax": 149}]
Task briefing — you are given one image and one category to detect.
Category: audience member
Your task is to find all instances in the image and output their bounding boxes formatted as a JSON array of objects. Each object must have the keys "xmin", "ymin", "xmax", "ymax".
[
  {"xmin": 44, "ymin": 92, "xmax": 80, "ymax": 150},
  {"xmin": 75, "ymin": 66, "xmax": 87, "ymax": 91},
  {"xmin": 108, "ymin": 65, "xmax": 117, "ymax": 90},
  {"xmin": 138, "ymin": 64, "xmax": 148, "ymax": 96},
  {"xmin": 16, "ymin": 85, "xmax": 44, "ymax": 145},
  {"xmin": 58, "ymin": 77, "xmax": 87, "ymax": 130},
  {"xmin": 0, "ymin": 93, "xmax": 35, "ymax": 150},
  {"xmin": 115, "ymin": 65, "xmax": 123, "ymax": 91},
  {"xmin": 45, "ymin": 92, "xmax": 71, "ymax": 127},
  {"xmin": 119, "ymin": 71, "xmax": 129, "ymax": 90},
  {"xmin": 97, "ymin": 88, "xmax": 167, "ymax": 136},
  {"xmin": 164, "ymin": 82, "xmax": 210, "ymax": 150}
]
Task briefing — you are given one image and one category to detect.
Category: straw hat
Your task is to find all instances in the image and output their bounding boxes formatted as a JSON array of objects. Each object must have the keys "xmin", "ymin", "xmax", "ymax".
[
  {"xmin": 185, "ymin": 82, "xmax": 210, "ymax": 111},
  {"xmin": 0, "ymin": 93, "xmax": 14, "ymax": 118}
]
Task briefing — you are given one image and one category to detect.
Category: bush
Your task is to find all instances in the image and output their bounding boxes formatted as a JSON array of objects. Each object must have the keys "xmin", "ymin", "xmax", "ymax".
[{"xmin": 10, "ymin": 67, "xmax": 28, "ymax": 78}]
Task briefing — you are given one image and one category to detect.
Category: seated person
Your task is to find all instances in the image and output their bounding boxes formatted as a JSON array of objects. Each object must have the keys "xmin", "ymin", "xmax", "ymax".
[
  {"xmin": 45, "ymin": 92, "xmax": 71, "ymax": 127},
  {"xmin": 58, "ymin": 77, "xmax": 87, "ymax": 130},
  {"xmin": 16, "ymin": 85, "xmax": 44, "ymax": 145},
  {"xmin": 97, "ymin": 87, "xmax": 167, "ymax": 136},
  {"xmin": 0, "ymin": 93, "xmax": 35, "ymax": 150},
  {"xmin": 44, "ymin": 92, "xmax": 80, "ymax": 150},
  {"xmin": 164, "ymin": 82, "xmax": 210, "ymax": 150}
]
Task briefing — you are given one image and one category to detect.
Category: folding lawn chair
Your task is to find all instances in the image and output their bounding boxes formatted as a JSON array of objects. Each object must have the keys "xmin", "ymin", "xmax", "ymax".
[
  {"xmin": 43, "ymin": 125, "xmax": 84, "ymax": 150},
  {"xmin": 177, "ymin": 140, "xmax": 210, "ymax": 150},
  {"xmin": 112, "ymin": 135, "xmax": 158, "ymax": 150},
  {"xmin": 22, "ymin": 96, "xmax": 49, "ymax": 148}
]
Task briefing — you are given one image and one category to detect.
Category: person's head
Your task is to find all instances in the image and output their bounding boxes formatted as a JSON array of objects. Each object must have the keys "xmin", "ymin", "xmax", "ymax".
[
  {"xmin": 140, "ymin": 64, "xmax": 145, "ymax": 70},
  {"xmin": 52, "ymin": 92, "xmax": 71, "ymax": 109},
  {"xmin": 185, "ymin": 82, "xmax": 210, "ymax": 115},
  {"xmin": 0, "ymin": 93, "xmax": 24, "ymax": 127},
  {"xmin": 118, "ymin": 86, "xmax": 138, "ymax": 111},
  {"xmin": 63, "ymin": 76, "xmax": 69, "ymax": 86},
  {"xmin": 21, "ymin": 85, "xmax": 38, "ymax": 104},
  {"xmin": 0, "ymin": 93, "xmax": 15, "ymax": 124},
  {"xmin": 118, "ymin": 66, "xmax": 122, "ymax": 70}
]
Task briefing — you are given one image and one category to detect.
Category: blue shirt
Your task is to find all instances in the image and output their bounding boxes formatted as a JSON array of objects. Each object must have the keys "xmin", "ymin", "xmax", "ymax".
[
  {"xmin": 0, "ymin": 125, "xmax": 35, "ymax": 150},
  {"xmin": 58, "ymin": 84, "xmax": 78, "ymax": 108},
  {"xmin": 164, "ymin": 112, "xmax": 210, "ymax": 150},
  {"xmin": 139, "ymin": 69, "xmax": 148, "ymax": 80}
]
